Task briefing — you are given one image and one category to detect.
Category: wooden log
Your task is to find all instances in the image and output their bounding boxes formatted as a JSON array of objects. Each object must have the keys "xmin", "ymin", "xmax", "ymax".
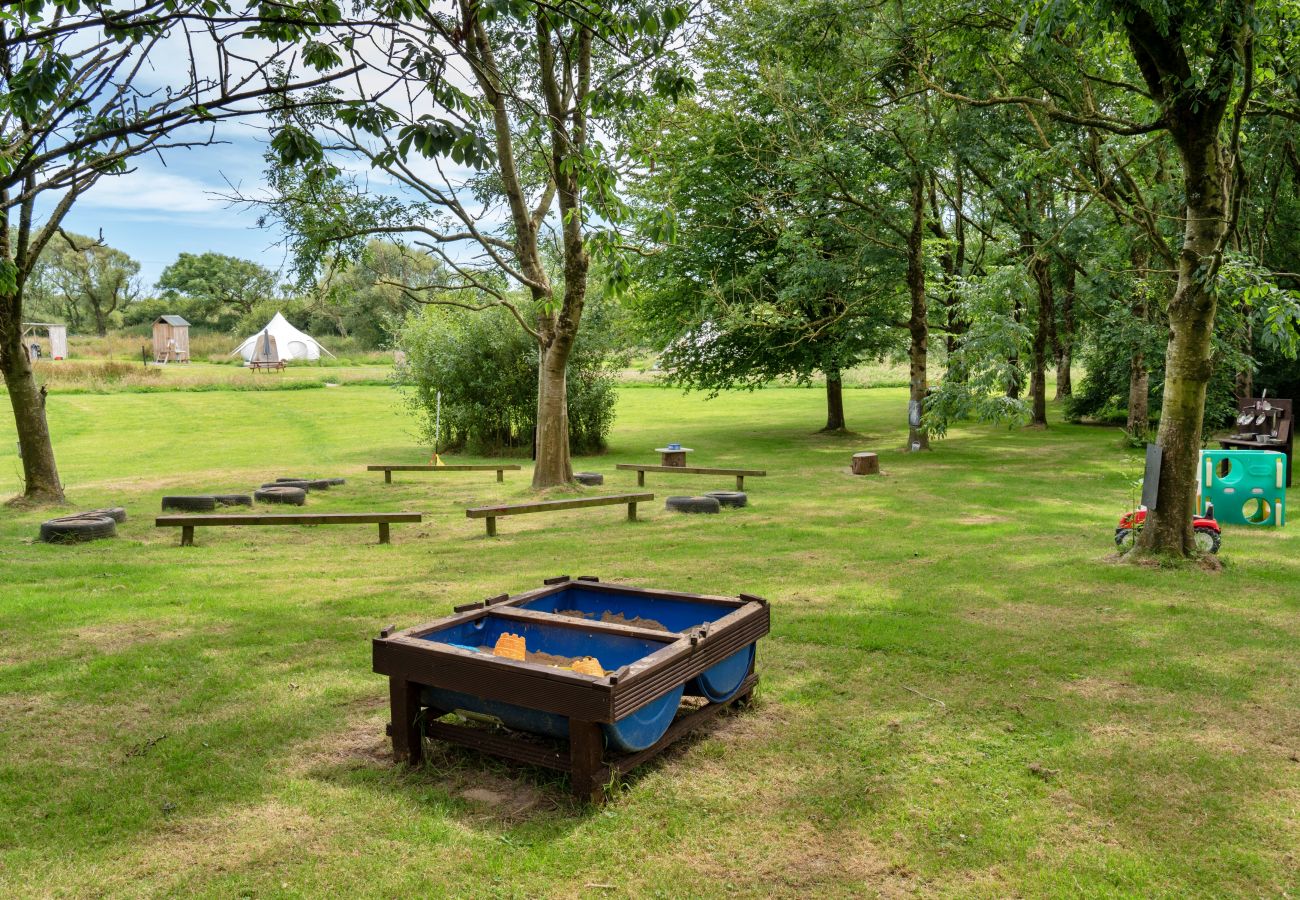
[{"xmin": 851, "ymin": 452, "xmax": 880, "ymax": 475}]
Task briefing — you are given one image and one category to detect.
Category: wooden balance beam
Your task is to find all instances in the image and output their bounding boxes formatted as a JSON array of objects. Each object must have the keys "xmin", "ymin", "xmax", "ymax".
[
  {"xmin": 368, "ymin": 464, "xmax": 522, "ymax": 483},
  {"xmin": 156, "ymin": 512, "xmax": 423, "ymax": 546},
  {"xmin": 615, "ymin": 464, "xmax": 767, "ymax": 491},
  {"xmin": 465, "ymin": 493, "xmax": 653, "ymax": 537}
]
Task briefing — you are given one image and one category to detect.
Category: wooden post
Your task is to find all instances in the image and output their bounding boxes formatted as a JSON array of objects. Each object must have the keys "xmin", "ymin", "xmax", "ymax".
[
  {"xmin": 486, "ymin": 517, "xmax": 497, "ymax": 537},
  {"xmin": 180, "ymin": 525, "xmax": 194, "ymax": 547},
  {"xmin": 384, "ymin": 469, "xmax": 392, "ymax": 484},
  {"xmin": 496, "ymin": 468, "xmax": 504, "ymax": 482},
  {"xmin": 637, "ymin": 470, "xmax": 646, "ymax": 487},
  {"xmin": 568, "ymin": 720, "xmax": 606, "ymax": 803},
  {"xmin": 378, "ymin": 522, "xmax": 390, "ymax": 544},
  {"xmin": 627, "ymin": 501, "xmax": 637, "ymax": 521},
  {"xmin": 736, "ymin": 475, "xmax": 745, "ymax": 491},
  {"xmin": 388, "ymin": 677, "xmax": 423, "ymax": 765}
]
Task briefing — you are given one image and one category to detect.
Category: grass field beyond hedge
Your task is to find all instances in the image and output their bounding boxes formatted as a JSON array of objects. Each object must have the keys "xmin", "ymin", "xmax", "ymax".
[{"xmin": 1, "ymin": 384, "xmax": 1298, "ymax": 898}]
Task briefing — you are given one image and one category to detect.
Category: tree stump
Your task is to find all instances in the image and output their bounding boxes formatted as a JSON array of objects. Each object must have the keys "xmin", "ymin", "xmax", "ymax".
[
  {"xmin": 851, "ymin": 452, "xmax": 880, "ymax": 475},
  {"xmin": 655, "ymin": 447, "xmax": 693, "ymax": 467}
]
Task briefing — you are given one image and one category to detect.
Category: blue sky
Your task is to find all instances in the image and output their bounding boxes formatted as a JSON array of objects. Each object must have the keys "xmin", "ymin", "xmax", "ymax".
[{"xmin": 57, "ymin": 124, "xmax": 292, "ymax": 291}]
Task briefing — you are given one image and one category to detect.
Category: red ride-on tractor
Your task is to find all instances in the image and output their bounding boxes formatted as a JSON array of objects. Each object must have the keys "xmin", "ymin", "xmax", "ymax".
[{"xmin": 1115, "ymin": 504, "xmax": 1222, "ymax": 554}]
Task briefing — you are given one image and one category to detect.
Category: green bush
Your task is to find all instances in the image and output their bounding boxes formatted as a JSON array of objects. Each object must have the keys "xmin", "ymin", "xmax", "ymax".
[{"xmin": 397, "ymin": 297, "xmax": 627, "ymax": 456}]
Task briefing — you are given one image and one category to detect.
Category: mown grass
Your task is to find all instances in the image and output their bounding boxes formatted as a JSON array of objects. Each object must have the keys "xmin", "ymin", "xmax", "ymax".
[{"xmin": 1, "ymin": 383, "xmax": 1297, "ymax": 898}]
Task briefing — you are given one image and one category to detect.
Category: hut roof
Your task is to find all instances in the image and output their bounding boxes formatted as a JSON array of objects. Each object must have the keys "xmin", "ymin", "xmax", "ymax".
[{"xmin": 155, "ymin": 315, "xmax": 190, "ymax": 327}]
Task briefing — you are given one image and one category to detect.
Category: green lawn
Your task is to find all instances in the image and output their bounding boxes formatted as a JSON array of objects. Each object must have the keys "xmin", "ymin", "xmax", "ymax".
[{"xmin": 1, "ymin": 384, "xmax": 1297, "ymax": 897}]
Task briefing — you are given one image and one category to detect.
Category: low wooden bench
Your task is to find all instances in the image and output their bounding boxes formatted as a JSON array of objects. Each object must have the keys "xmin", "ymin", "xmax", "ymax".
[
  {"xmin": 368, "ymin": 464, "xmax": 522, "ymax": 483},
  {"xmin": 156, "ymin": 512, "xmax": 422, "ymax": 546},
  {"xmin": 466, "ymin": 493, "xmax": 653, "ymax": 536},
  {"xmin": 615, "ymin": 464, "xmax": 767, "ymax": 491},
  {"xmin": 248, "ymin": 360, "xmax": 285, "ymax": 372}
]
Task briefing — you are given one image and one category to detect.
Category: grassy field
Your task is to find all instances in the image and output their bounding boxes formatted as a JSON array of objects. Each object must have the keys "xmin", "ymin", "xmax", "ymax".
[{"xmin": 1, "ymin": 383, "xmax": 1297, "ymax": 898}]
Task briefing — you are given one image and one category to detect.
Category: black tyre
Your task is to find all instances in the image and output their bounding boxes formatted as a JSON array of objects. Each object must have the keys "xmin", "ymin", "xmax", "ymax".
[
  {"xmin": 264, "ymin": 480, "xmax": 310, "ymax": 491},
  {"xmin": 162, "ymin": 495, "xmax": 217, "ymax": 512},
  {"xmin": 213, "ymin": 494, "xmax": 253, "ymax": 507},
  {"xmin": 325, "ymin": 478, "xmax": 347, "ymax": 486},
  {"xmin": 305, "ymin": 479, "xmax": 331, "ymax": 490},
  {"xmin": 705, "ymin": 491, "xmax": 748, "ymax": 509},
  {"xmin": 574, "ymin": 472, "xmax": 604, "ymax": 486},
  {"xmin": 40, "ymin": 515, "xmax": 117, "ymax": 543},
  {"xmin": 1194, "ymin": 526, "xmax": 1222, "ymax": 555},
  {"xmin": 254, "ymin": 486, "xmax": 307, "ymax": 505},
  {"xmin": 665, "ymin": 495, "xmax": 721, "ymax": 514},
  {"xmin": 1114, "ymin": 528, "xmax": 1135, "ymax": 551}
]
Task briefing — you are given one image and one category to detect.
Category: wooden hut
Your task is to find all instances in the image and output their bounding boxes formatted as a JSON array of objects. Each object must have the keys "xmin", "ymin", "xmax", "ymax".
[
  {"xmin": 152, "ymin": 315, "xmax": 191, "ymax": 363},
  {"xmin": 20, "ymin": 323, "xmax": 68, "ymax": 360}
]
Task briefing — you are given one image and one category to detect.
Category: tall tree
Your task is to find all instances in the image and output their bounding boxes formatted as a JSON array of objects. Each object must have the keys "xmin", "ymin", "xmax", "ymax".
[
  {"xmin": 157, "ymin": 252, "xmax": 279, "ymax": 324},
  {"xmin": 50, "ymin": 234, "xmax": 140, "ymax": 336},
  {"xmin": 261, "ymin": 0, "xmax": 691, "ymax": 488},
  {"xmin": 927, "ymin": 0, "xmax": 1281, "ymax": 557},
  {"xmin": 0, "ymin": 1, "xmax": 354, "ymax": 503}
]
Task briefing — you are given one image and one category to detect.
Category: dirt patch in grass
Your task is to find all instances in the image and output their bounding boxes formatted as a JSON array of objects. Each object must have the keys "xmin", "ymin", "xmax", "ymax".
[
  {"xmin": 74, "ymin": 621, "xmax": 193, "ymax": 653},
  {"xmin": 103, "ymin": 799, "xmax": 324, "ymax": 893},
  {"xmin": 675, "ymin": 821, "xmax": 914, "ymax": 898},
  {"xmin": 955, "ymin": 514, "xmax": 1011, "ymax": 525}
]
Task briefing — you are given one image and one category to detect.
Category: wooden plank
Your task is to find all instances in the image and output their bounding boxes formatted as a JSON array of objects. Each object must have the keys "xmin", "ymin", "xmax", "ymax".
[
  {"xmin": 156, "ymin": 512, "xmax": 422, "ymax": 527},
  {"xmin": 372, "ymin": 637, "xmax": 615, "ymax": 721},
  {"xmin": 466, "ymin": 493, "xmax": 653, "ymax": 519},
  {"xmin": 615, "ymin": 464, "xmax": 766, "ymax": 476},
  {"xmin": 367, "ymin": 464, "xmax": 522, "ymax": 472},
  {"xmin": 422, "ymin": 720, "xmax": 571, "ymax": 772},
  {"xmin": 491, "ymin": 605, "xmax": 682, "ymax": 644}
]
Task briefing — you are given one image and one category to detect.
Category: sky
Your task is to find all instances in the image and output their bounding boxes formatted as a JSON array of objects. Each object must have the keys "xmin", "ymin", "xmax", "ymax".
[{"xmin": 56, "ymin": 123, "xmax": 293, "ymax": 291}]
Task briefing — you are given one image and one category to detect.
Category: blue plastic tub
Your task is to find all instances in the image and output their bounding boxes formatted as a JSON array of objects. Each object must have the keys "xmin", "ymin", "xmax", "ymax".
[
  {"xmin": 518, "ymin": 586, "xmax": 756, "ymax": 703},
  {"xmin": 418, "ymin": 612, "xmax": 681, "ymax": 752}
]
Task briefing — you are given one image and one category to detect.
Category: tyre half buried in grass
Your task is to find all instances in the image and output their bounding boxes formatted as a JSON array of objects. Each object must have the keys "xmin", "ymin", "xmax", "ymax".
[
  {"xmin": 254, "ymin": 486, "xmax": 307, "ymax": 505},
  {"xmin": 40, "ymin": 514, "xmax": 117, "ymax": 543}
]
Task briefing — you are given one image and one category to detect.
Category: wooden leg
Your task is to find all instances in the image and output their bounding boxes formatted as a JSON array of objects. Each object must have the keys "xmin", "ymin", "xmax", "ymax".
[
  {"xmin": 378, "ymin": 522, "xmax": 390, "ymax": 544},
  {"xmin": 568, "ymin": 720, "xmax": 606, "ymax": 803},
  {"xmin": 384, "ymin": 469, "xmax": 392, "ymax": 484},
  {"xmin": 486, "ymin": 517, "xmax": 497, "ymax": 537},
  {"xmin": 627, "ymin": 501, "xmax": 637, "ymax": 521},
  {"xmin": 180, "ymin": 525, "xmax": 194, "ymax": 547},
  {"xmin": 736, "ymin": 475, "xmax": 744, "ymax": 491},
  {"xmin": 388, "ymin": 677, "xmax": 424, "ymax": 765},
  {"xmin": 497, "ymin": 468, "xmax": 504, "ymax": 482},
  {"xmin": 637, "ymin": 470, "xmax": 645, "ymax": 487}
]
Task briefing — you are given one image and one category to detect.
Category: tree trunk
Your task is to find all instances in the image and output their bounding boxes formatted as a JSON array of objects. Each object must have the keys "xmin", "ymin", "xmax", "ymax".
[
  {"xmin": 906, "ymin": 174, "xmax": 929, "ymax": 451},
  {"xmin": 92, "ymin": 302, "xmax": 109, "ymax": 337},
  {"xmin": 1134, "ymin": 154, "xmax": 1226, "ymax": 557},
  {"xmin": 1126, "ymin": 349, "xmax": 1149, "ymax": 438},
  {"xmin": 1007, "ymin": 290, "xmax": 1022, "ymax": 401},
  {"xmin": 532, "ymin": 339, "xmax": 574, "ymax": 488},
  {"xmin": 822, "ymin": 370, "xmax": 846, "ymax": 432},
  {"xmin": 1028, "ymin": 253, "xmax": 1053, "ymax": 427},
  {"xmin": 1, "ymin": 300, "xmax": 65, "ymax": 503},
  {"xmin": 1055, "ymin": 266, "xmax": 1075, "ymax": 399}
]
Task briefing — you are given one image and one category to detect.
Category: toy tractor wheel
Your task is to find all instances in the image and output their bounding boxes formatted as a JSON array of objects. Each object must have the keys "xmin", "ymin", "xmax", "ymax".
[
  {"xmin": 1114, "ymin": 528, "xmax": 1136, "ymax": 551},
  {"xmin": 1194, "ymin": 526, "xmax": 1222, "ymax": 555}
]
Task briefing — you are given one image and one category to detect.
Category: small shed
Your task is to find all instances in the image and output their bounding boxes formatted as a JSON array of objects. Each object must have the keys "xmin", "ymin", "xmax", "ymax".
[
  {"xmin": 152, "ymin": 315, "xmax": 191, "ymax": 363},
  {"xmin": 21, "ymin": 323, "xmax": 68, "ymax": 361}
]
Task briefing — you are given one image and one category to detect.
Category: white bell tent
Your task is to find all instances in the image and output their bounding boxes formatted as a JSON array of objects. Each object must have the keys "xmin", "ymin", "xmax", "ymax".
[{"xmin": 231, "ymin": 313, "xmax": 333, "ymax": 364}]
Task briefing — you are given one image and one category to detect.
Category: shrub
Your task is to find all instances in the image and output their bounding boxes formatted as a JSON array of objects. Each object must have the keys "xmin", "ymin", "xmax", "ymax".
[{"xmin": 397, "ymin": 296, "xmax": 627, "ymax": 456}]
